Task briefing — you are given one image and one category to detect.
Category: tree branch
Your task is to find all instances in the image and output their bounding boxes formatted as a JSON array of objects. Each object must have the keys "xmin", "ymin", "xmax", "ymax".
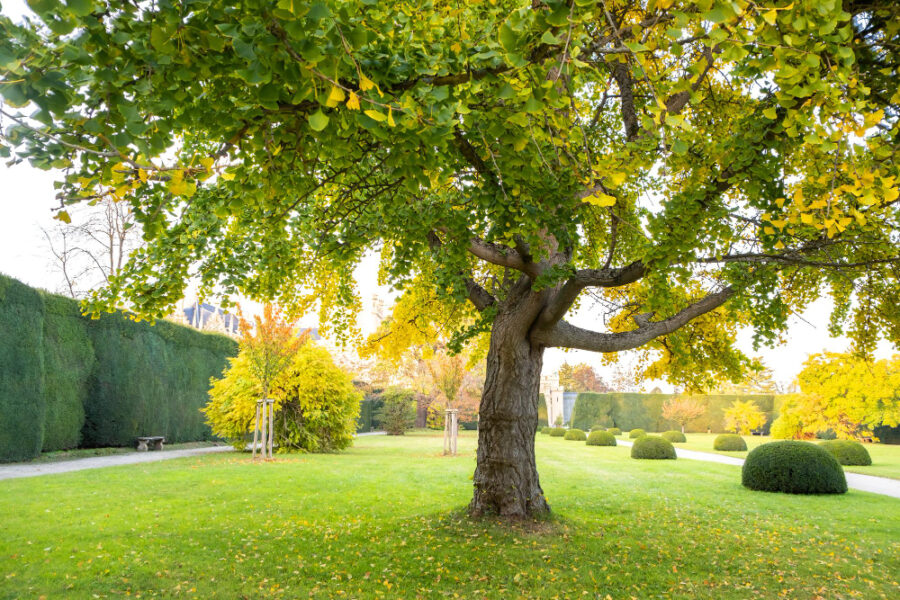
[
  {"xmin": 427, "ymin": 231, "xmax": 496, "ymax": 311},
  {"xmin": 536, "ymin": 260, "xmax": 646, "ymax": 327},
  {"xmin": 532, "ymin": 286, "xmax": 733, "ymax": 351}
]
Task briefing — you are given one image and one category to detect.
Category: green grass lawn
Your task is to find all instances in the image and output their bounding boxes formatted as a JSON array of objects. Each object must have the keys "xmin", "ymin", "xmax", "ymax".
[
  {"xmin": 653, "ymin": 432, "xmax": 900, "ymax": 480},
  {"xmin": 2, "ymin": 430, "xmax": 898, "ymax": 599}
]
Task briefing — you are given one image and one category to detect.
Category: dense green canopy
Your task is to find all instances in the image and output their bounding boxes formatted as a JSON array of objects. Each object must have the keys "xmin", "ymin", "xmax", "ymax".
[{"xmin": 1, "ymin": 0, "xmax": 898, "ymax": 387}]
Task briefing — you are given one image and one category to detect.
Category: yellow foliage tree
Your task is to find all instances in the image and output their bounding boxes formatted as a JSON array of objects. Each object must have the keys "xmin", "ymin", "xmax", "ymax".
[{"xmin": 723, "ymin": 400, "xmax": 767, "ymax": 435}]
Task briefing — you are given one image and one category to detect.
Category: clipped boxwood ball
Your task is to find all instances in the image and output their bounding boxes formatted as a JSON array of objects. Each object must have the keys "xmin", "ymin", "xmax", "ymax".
[
  {"xmin": 631, "ymin": 436, "xmax": 676, "ymax": 459},
  {"xmin": 539, "ymin": 427, "xmax": 551, "ymax": 435},
  {"xmin": 819, "ymin": 440, "xmax": 872, "ymax": 466},
  {"xmin": 742, "ymin": 441, "xmax": 847, "ymax": 494},
  {"xmin": 607, "ymin": 427, "xmax": 621, "ymax": 436},
  {"xmin": 549, "ymin": 427, "xmax": 566, "ymax": 437},
  {"xmin": 714, "ymin": 433, "xmax": 748, "ymax": 451},
  {"xmin": 586, "ymin": 430, "xmax": 617, "ymax": 446},
  {"xmin": 628, "ymin": 428, "xmax": 647, "ymax": 439},
  {"xmin": 662, "ymin": 430, "xmax": 686, "ymax": 443},
  {"xmin": 564, "ymin": 428, "xmax": 587, "ymax": 441}
]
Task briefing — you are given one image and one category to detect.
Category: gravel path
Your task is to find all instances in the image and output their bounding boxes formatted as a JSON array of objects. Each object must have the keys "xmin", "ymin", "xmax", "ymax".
[
  {"xmin": 619, "ymin": 439, "xmax": 900, "ymax": 498},
  {"xmin": 0, "ymin": 432, "xmax": 388, "ymax": 481},
  {"xmin": 0, "ymin": 446, "xmax": 235, "ymax": 481}
]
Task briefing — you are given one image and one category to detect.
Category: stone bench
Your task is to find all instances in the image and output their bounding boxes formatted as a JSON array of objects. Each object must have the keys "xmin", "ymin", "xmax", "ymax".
[{"xmin": 136, "ymin": 436, "xmax": 165, "ymax": 451}]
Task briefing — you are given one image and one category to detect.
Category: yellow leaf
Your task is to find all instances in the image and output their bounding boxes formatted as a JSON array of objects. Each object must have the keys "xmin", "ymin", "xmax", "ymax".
[
  {"xmin": 884, "ymin": 187, "xmax": 899, "ymax": 202},
  {"xmin": 774, "ymin": 240, "xmax": 785, "ymax": 249},
  {"xmin": 325, "ymin": 85, "xmax": 345, "ymax": 108},
  {"xmin": 364, "ymin": 109, "xmax": 387, "ymax": 122},
  {"xmin": 221, "ymin": 172, "xmax": 235, "ymax": 181},
  {"xmin": 775, "ymin": 197, "xmax": 786, "ymax": 208},
  {"xmin": 56, "ymin": 210, "xmax": 71, "ymax": 224},
  {"xmin": 137, "ymin": 169, "xmax": 148, "ymax": 183},
  {"xmin": 770, "ymin": 219, "xmax": 787, "ymax": 229},
  {"xmin": 115, "ymin": 184, "xmax": 130, "ymax": 198},
  {"xmin": 852, "ymin": 210, "xmax": 866, "ymax": 225},
  {"xmin": 200, "ymin": 157, "xmax": 215, "ymax": 171},
  {"xmin": 346, "ymin": 92, "xmax": 360, "ymax": 110},
  {"xmin": 764, "ymin": 226, "xmax": 775, "ymax": 235},
  {"xmin": 607, "ymin": 172, "xmax": 627, "ymax": 187},
  {"xmin": 761, "ymin": 9, "xmax": 777, "ymax": 26},
  {"xmin": 513, "ymin": 137, "xmax": 528, "ymax": 152},
  {"xmin": 359, "ymin": 74, "xmax": 375, "ymax": 92},
  {"xmin": 387, "ymin": 107, "xmax": 395, "ymax": 127},
  {"xmin": 450, "ymin": 42, "xmax": 462, "ymax": 53},
  {"xmin": 585, "ymin": 192, "xmax": 616, "ymax": 207},
  {"xmin": 800, "ymin": 213, "xmax": 813, "ymax": 224}
]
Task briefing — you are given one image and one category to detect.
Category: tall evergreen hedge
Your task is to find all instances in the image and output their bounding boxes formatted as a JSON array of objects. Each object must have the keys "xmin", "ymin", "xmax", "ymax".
[
  {"xmin": 83, "ymin": 313, "xmax": 235, "ymax": 447},
  {"xmin": 0, "ymin": 274, "xmax": 237, "ymax": 461},
  {"xmin": 569, "ymin": 392, "xmax": 776, "ymax": 433},
  {"xmin": 0, "ymin": 276, "xmax": 46, "ymax": 462},
  {"xmin": 40, "ymin": 294, "xmax": 94, "ymax": 451}
]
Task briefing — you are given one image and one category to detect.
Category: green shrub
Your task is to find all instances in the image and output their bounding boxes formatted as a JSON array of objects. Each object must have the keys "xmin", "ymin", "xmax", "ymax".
[
  {"xmin": 742, "ymin": 441, "xmax": 847, "ymax": 494},
  {"xmin": 539, "ymin": 427, "xmax": 551, "ymax": 435},
  {"xmin": 631, "ymin": 436, "xmax": 676, "ymax": 459},
  {"xmin": 714, "ymin": 433, "xmax": 747, "ymax": 451},
  {"xmin": 549, "ymin": 427, "xmax": 566, "ymax": 437},
  {"xmin": 818, "ymin": 440, "xmax": 872, "ymax": 466},
  {"xmin": 628, "ymin": 428, "xmax": 647, "ymax": 439},
  {"xmin": 586, "ymin": 430, "xmax": 617, "ymax": 446},
  {"xmin": 661, "ymin": 430, "xmax": 686, "ymax": 443},
  {"xmin": 375, "ymin": 388, "xmax": 416, "ymax": 435},
  {"xmin": 564, "ymin": 428, "xmax": 586, "ymax": 441},
  {"xmin": 607, "ymin": 427, "xmax": 621, "ymax": 436}
]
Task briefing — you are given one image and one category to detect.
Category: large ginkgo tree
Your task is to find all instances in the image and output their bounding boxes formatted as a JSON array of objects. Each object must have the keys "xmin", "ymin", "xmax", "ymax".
[{"xmin": 1, "ymin": 0, "xmax": 897, "ymax": 517}]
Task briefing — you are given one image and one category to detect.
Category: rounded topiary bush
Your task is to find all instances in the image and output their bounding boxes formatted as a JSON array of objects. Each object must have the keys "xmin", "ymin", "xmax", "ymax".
[
  {"xmin": 628, "ymin": 428, "xmax": 647, "ymax": 439},
  {"xmin": 631, "ymin": 436, "xmax": 676, "ymax": 459},
  {"xmin": 539, "ymin": 427, "xmax": 551, "ymax": 435},
  {"xmin": 714, "ymin": 433, "xmax": 747, "ymax": 451},
  {"xmin": 742, "ymin": 441, "xmax": 847, "ymax": 494},
  {"xmin": 564, "ymin": 428, "xmax": 587, "ymax": 441},
  {"xmin": 819, "ymin": 440, "xmax": 872, "ymax": 466},
  {"xmin": 661, "ymin": 430, "xmax": 686, "ymax": 443},
  {"xmin": 549, "ymin": 427, "xmax": 566, "ymax": 437},
  {"xmin": 586, "ymin": 430, "xmax": 617, "ymax": 446},
  {"xmin": 607, "ymin": 427, "xmax": 621, "ymax": 436}
]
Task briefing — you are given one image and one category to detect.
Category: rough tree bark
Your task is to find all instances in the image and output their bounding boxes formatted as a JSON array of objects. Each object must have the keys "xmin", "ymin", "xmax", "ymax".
[{"xmin": 470, "ymin": 298, "xmax": 549, "ymax": 518}]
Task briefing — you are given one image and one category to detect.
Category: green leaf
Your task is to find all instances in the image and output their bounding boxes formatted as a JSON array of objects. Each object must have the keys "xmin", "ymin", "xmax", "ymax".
[
  {"xmin": 498, "ymin": 23, "xmax": 518, "ymax": 52},
  {"xmin": 545, "ymin": 6, "xmax": 570, "ymax": 27},
  {"xmin": 671, "ymin": 139, "xmax": 689, "ymax": 154},
  {"xmin": 307, "ymin": 2, "xmax": 331, "ymax": 21},
  {"xmin": 762, "ymin": 107, "xmax": 778, "ymax": 120},
  {"xmin": 308, "ymin": 110, "xmax": 329, "ymax": 131},
  {"xmin": 540, "ymin": 30, "xmax": 562, "ymax": 46}
]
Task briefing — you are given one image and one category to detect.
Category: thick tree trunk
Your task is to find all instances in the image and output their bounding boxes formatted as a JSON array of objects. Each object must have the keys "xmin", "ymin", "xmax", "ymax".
[{"xmin": 469, "ymin": 304, "xmax": 549, "ymax": 518}]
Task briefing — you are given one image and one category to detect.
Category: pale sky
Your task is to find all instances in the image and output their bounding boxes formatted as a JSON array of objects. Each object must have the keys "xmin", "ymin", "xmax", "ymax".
[{"xmin": 1, "ymin": 0, "xmax": 893, "ymax": 391}]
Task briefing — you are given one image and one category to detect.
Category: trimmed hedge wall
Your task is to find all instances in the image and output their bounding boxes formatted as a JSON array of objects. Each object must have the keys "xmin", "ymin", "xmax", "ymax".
[
  {"xmin": 569, "ymin": 392, "xmax": 777, "ymax": 433},
  {"xmin": 83, "ymin": 313, "xmax": 236, "ymax": 447},
  {"xmin": 0, "ymin": 276, "xmax": 46, "ymax": 462},
  {"xmin": 0, "ymin": 274, "xmax": 237, "ymax": 461},
  {"xmin": 40, "ymin": 294, "xmax": 94, "ymax": 451}
]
